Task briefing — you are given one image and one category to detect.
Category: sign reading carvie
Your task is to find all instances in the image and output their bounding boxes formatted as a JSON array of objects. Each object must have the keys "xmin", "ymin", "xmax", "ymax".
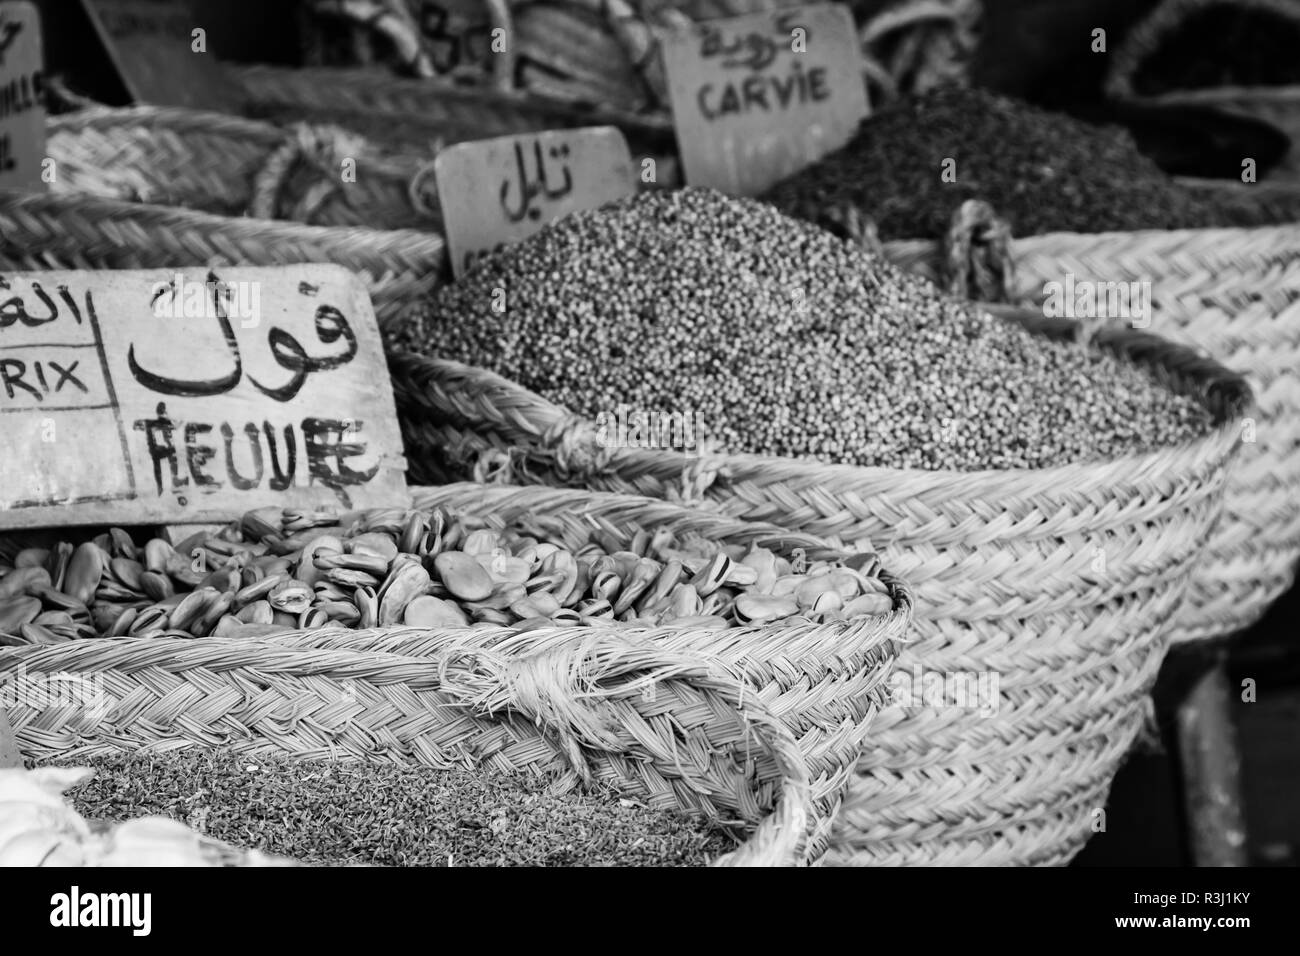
[
  {"xmin": 435, "ymin": 126, "xmax": 635, "ymax": 278},
  {"xmin": 82, "ymin": 0, "xmax": 234, "ymax": 111},
  {"xmin": 0, "ymin": 265, "xmax": 409, "ymax": 529},
  {"xmin": 0, "ymin": 2, "xmax": 45, "ymax": 190},
  {"xmin": 659, "ymin": 3, "xmax": 868, "ymax": 196}
]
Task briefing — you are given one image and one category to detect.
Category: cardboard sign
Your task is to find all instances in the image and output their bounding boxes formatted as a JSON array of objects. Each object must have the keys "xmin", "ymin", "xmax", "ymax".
[
  {"xmin": 659, "ymin": 3, "xmax": 869, "ymax": 196},
  {"xmin": 0, "ymin": 264, "xmax": 409, "ymax": 529},
  {"xmin": 81, "ymin": 0, "xmax": 234, "ymax": 111},
  {"xmin": 0, "ymin": 2, "xmax": 44, "ymax": 190},
  {"xmin": 0, "ymin": 709, "xmax": 19, "ymax": 768},
  {"xmin": 435, "ymin": 126, "xmax": 635, "ymax": 277}
]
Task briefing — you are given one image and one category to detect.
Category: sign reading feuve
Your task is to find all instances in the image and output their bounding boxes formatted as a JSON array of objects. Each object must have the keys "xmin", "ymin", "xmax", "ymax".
[
  {"xmin": 659, "ymin": 2, "xmax": 869, "ymax": 196},
  {"xmin": 0, "ymin": 265, "xmax": 409, "ymax": 528}
]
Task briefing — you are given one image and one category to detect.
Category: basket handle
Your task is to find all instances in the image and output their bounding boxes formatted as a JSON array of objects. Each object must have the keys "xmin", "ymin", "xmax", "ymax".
[{"xmin": 1106, "ymin": 0, "xmax": 1300, "ymax": 100}]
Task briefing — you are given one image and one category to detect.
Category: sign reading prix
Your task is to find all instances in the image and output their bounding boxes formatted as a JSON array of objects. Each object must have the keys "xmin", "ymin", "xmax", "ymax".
[
  {"xmin": 0, "ymin": 265, "xmax": 409, "ymax": 529},
  {"xmin": 659, "ymin": 3, "xmax": 868, "ymax": 197},
  {"xmin": 435, "ymin": 126, "xmax": 636, "ymax": 278},
  {"xmin": 0, "ymin": 2, "xmax": 45, "ymax": 190},
  {"xmin": 82, "ymin": 0, "xmax": 234, "ymax": 111}
]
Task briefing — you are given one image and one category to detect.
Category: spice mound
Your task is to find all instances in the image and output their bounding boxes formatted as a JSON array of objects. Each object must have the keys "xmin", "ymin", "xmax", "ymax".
[
  {"xmin": 0, "ymin": 502, "xmax": 894, "ymax": 643},
  {"xmin": 760, "ymin": 85, "xmax": 1294, "ymax": 239},
  {"xmin": 60, "ymin": 751, "xmax": 735, "ymax": 867},
  {"xmin": 393, "ymin": 188, "xmax": 1212, "ymax": 471}
]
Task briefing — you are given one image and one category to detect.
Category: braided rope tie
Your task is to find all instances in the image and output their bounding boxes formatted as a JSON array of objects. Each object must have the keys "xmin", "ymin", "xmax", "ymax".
[
  {"xmin": 944, "ymin": 198, "xmax": 1016, "ymax": 304},
  {"xmin": 249, "ymin": 123, "xmax": 372, "ymax": 224}
]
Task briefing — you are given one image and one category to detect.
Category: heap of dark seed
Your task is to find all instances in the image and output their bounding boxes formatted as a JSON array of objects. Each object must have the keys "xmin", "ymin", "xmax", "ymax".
[
  {"xmin": 391, "ymin": 188, "xmax": 1212, "ymax": 471},
  {"xmin": 61, "ymin": 751, "xmax": 734, "ymax": 867},
  {"xmin": 1131, "ymin": 4, "xmax": 1300, "ymax": 94},
  {"xmin": 760, "ymin": 86, "xmax": 1295, "ymax": 240}
]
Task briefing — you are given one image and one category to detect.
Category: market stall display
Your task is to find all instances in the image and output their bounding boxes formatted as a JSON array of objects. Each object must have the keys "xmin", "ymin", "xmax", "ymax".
[
  {"xmin": 385, "ymin": 187, "xmax": 1252, "ymax": 865},
  {"xmin": 765, "ymin": 85, "xmax": 1300, "ymax": 642}
]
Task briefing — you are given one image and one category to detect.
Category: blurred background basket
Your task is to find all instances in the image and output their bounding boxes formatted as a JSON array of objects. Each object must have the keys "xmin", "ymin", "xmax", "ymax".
[
  {"xmin": 2, "ymin": 632, "xmax": 811, "ymax": 867},
  {"xmin": 884, "ymin": 196, "xmax": 1300, "ymax": 643},
  {"xmin": 386, "ymin": 308, "xmax": 1252, "ymax": 865},
  {"xmin": 1105, "ymin": 0, "xmax": 1300, "ymax": 183}
]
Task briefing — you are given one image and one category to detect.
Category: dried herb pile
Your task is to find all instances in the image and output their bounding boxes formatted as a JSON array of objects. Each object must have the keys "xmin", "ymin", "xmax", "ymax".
[{"xmin": 61, "ymin": 751, "xmax": 735, "ymax": 867}]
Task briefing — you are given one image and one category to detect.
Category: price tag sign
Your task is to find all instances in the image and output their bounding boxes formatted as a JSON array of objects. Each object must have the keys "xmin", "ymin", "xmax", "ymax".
[
  {"xmin": 659, "ymin": 2, "xmax": 868, "ymax": 196},
  {"xmin": 0, "ymin": 1, "xmax": 45, "ymax": 190},
  {"xmin": 435, "ymin": 126, "xmax": 636, "ymax": 277},
  {"xmin": 0, "ymin": 264, "xmax": 409, "ymax": 529},
  {"xmin": 82, "ymin": 0, "xmax": 234, "ymax": 111}
]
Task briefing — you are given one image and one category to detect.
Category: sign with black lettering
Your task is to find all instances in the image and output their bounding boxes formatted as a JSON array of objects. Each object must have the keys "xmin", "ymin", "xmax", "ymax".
[
  {"xmin": 81, "ymin": 0, "xmax": 234, "ymax": 111},
  {"xmin": 435, "ymin": 126, "xmax": 636, "ymax": 278},
  {"xmin": 659, "ymin": 3, "xmax": 868, "ymax": 196},
  {"xmin": 0, "ymin": 265, "xmax": 409, "ymax": 529},
  {"xmin": 0, "ymin": 2, "xmax": 44, "ymax": 190}
]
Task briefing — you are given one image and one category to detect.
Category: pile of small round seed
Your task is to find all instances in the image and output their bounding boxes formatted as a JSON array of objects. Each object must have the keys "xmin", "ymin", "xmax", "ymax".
[
  {"xmin": 760, "ymin": 85, "xmax": 1297, "ymax": 240},
  {"xmin": 0, "ymin": 503, "xmax": 891, "ymax": 645},
  {"xmin": 390, "ymin": 188, "xmax": 1213, "ymax": 470},
  {"xmin": 60, "ymin": 751, "xmax": 735, "ymax": 867}
]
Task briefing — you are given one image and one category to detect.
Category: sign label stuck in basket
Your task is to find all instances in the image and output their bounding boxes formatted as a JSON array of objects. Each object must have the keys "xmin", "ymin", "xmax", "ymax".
[
  {"xmin": 0, "ymin": 1, "xmax": 45, "ymax": 191},
  {"xmin": 81, "ymin": 0, "xmax": 234, "ymax": 111},
  {"xmin": 434, "ymin": 126, "xmax": 636, "ymax": 278},
  {"xmin": 658, "ymin": 2, "xmax": 869, "ymax": 196},
  {"xmin": 0, "ymin": 264, "xmax": 409, "ymax": 529}
]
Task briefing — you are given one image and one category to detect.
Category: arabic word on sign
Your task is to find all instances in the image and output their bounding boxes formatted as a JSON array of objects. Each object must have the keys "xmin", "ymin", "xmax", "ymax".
[
  {"xmin": 435, "ymin": 126, "xmax": 636, "ymax": 278},
  {"xmin": 658, "ymin": 2, "xmax": 869, "ymax": 197},
  {"xmin": 0, "ymin": 264, "xmax": 409, "ymax": 530},
  {"xmin": 0, "ymin": 2, "xmax": 45, "ymax": 191},
  {"xmin": 81, "ymin": 0, "xmax": 235, "ymax": 111}
]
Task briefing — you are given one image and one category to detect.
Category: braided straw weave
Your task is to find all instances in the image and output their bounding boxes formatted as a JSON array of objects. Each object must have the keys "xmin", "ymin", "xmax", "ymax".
[
  {"xmin": 387, "ymin": 306, "xmax": 1253, "ymax": 865},
  {"xmin": 883, "ymin": 211, "xmax": 1300, "ymax": 643},
  {"xmin": 0, "ymin": 190, "xmax": 448, "ymax": 327},
  {"xmin": 45, "ymin": 106, "xmax": 438, "ymax": 231},
  {"xmin": 0, "ymin": 633, "xmax": 811, "ymax": 866},
  {"xmin": 1106, "ymin": 0, "xmax": 1300, "ymax": 182}
]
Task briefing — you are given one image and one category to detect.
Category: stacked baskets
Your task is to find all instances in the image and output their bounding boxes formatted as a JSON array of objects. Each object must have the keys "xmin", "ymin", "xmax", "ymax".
[
  {"xmin": 1, "ymin": 485, "xmax": 912, "ymax": 865},
  {"xmin": 389, "ymin": 305, "xmax": 1253, "ymax": 865}
]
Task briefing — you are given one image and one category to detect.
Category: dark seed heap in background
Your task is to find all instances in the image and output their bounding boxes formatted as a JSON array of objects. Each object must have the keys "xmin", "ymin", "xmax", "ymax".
[
  {"xmin": 392, "ymin": 188, "xmax": 1211, "ymax": 471},
  {"xmin": 1132, "ymin": 4, "xmax": 1300, "ymax": 94},
  {"xmin": 61, "ymin": 751, "xmax": 733, "ymax": 867},
  {"xmin": 760, "ymin": 86, "xmax": 1295, "ymax": 240}
]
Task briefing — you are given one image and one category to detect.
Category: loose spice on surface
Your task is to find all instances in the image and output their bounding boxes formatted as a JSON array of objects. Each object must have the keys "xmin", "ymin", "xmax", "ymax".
[
  {"xmin": 391, "ymin": 188, "xmax": 1212, "ymax": 471},
  {"xmin": 760, "ymin": 85, "xmax": 1297, "ymax": 240},
  {"xmin": 58, "ymin": 750, "xmax": 735, "ymax": 867}
]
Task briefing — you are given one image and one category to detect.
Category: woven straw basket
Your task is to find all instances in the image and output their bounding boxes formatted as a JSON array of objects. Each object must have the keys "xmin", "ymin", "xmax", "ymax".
[
  {"xmin": 0, "ymin": 483, "xmax": 911, "ymax": 864},
  {"xmin": 2, "ymin": 632, "xmax": 809, "ymax": 867},
  {"xmin": 1106, "ymin": 0, "xmax": 1300, "ymax": 183},
  {"xmin": 387, "ymin": 306, "xmax": 1253, "ymax": 866},
  {"xmin": 0, "ymin": 188, "xmax": 447, "ymax": 327},
  {"xmin": 883, "ymin": 199, "xmax": 1300, "ymax": 643},
  {"xmin": 44, "ymin": 105, "xmax": 439, "ymax": 232}
]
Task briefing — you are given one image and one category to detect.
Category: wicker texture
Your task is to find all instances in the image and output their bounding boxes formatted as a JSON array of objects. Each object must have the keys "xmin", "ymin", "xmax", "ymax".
[
  {"xmin": 45, "ymin": 106, "xmax": 436, "ymax": 231},
  {"xmin": 0, "ymin": 190, "xmax": 448, "ymax": 326},
  {"xmin": 883, "ymin": 223, "xmax": 1300, "ymax": 642},
  {"xmin": 1106, "ymin": 0, "xmax": 1300, "ymax": 182},
  {"xmin": 1, "ymin": 632, "xmax": 810, "ymax": 866},
  {"xmin": 387, "ymin": 306, "xmax": 1252, "ymax": 865}
]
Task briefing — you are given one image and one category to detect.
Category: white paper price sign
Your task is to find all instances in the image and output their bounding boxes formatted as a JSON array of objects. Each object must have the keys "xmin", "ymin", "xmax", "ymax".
[
  {"xmin": 0, "ymin": 1, "xmax": 45, "ymax": 190},
  {"xmin": 435, "ymin": 126, "xmax": 636, "ymax": 277},
  {"xmin": 659, "ymin": 2, "xmax": 869, "ymax": 196},
  {"xmin": 0, "ymin": 264, "xmax": 409, "ymax": 529}
]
